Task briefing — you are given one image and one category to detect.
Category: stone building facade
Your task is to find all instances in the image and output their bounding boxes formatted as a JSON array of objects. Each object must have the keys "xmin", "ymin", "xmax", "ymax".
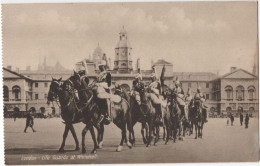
[{"xmin": 3, "ymin": 27, "xmax": 258, "ymax": 117}]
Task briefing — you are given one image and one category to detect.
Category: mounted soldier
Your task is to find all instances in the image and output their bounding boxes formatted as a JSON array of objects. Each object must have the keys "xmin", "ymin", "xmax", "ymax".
[
  {"xmin": 149, "ymin": 67, "xmax": 163, "ymax": 123},
  {"xmin": 95, "ymin": 60, "xmax": 112, "ymax": 123},
  {"xmin": 173, "ymin": 77, "xmax": 188, "ymax": 121},
  {"xmin": 132, "ymin": 68, "xmax": 143, "ymax": 106},
  {"xmin": 194, "ymin": 85, "xmax": 208, "ymax": 123}
]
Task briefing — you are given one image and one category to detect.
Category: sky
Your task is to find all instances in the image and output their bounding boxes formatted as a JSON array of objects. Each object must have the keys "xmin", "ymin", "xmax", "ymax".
[{"xmin": 2, "ymin": 1, "xmax": 258, "ymax": 75}]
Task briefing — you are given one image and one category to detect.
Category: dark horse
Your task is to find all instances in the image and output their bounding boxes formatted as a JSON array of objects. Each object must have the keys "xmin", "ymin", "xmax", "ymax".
[
  {"xmin": 70, "ymin": 74, "xmax": 133, "ymax": 152},
  {"xmin": 128, "ymin": 82, "xmax": 157, "ymax": 147},
  {"xmin": 165, "ymin": 90, "xmax": 185, "ymax": 143},
  {"xmin": 47, "ymin": 77, "xmax": 100, "ymax": 154},
  {"xmin": 193, "ymin": 100, "xmax": 205, "ymax": 139}
]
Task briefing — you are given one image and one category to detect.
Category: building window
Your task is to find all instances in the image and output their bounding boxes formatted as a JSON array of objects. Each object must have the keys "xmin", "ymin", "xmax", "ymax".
[
  {"xmin": 44, "ymin": 94, "xmax": 48, "ymax": 99},
  {"xmin": 3, "ymin": 86, "xmax": 9, "ymax": 101},
  {"xmin": 236, "ymin": 86, "xmax": 244, "ymax": 101},
  {"xmin": 248, "ymin": 86, "xmax": 255, "ymax": 101},
  {"xmin": 121, "ymin": 63, "xmax": 127, "ymax": 66},
  {"xmin": 206, "ymin": 94, "xmax": 209, "ymax": 100},
  {"xmin": 225, "ymin": 86, "xmax": 233, "ymax": 101},
  {"xmin": 35, "ymin": 82, "xmax": 38, "ymax": 88},
  {"xmin": 44, "ymin": 82, "xmax": 48, "ymax": 88},
  {"xmin": 188, "ymin": 82, "xmax": 191, "ymax": 88},
  {"xmin": 12, "ymin": 85, "xmax": 21, "ymax": 101},
  {"xmin": 35, "ymin": 94, "xmax": 39, "ymax": 100},
  {"xmin": 206, "ymin": 83, "xmax": 209, "ymax": 88}
]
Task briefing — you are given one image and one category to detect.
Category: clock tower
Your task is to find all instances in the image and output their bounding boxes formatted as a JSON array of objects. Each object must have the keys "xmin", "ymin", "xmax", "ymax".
[{"xmin": 114, "ymin": 26, "xmax": 133, "ymax": 71}]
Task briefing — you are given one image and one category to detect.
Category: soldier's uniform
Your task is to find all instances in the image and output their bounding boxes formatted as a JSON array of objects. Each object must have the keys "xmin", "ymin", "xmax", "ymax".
[
  {"xmin": 132, "ymin": 72, "xmax": 143, "ymax": 105},
  {"xmin": 194, "ymin": 86, "xmax": 208, "ymax": 122},
  {"xmin": 149, "ymin": 72, "xmax": 163, "ymax": 123},
  {"xmin": 95, "ymin": 60, "xmax": 112, "ymax": 122},
  {"xmin": 173, "ymin": 79, "xmax": 188, "ymax": 120}
]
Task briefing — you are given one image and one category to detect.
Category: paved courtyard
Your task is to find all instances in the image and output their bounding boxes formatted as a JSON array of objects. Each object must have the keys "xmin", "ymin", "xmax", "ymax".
[{"xmin": 4, "ymin": 117, "xmax": 259, "ymax": 165}]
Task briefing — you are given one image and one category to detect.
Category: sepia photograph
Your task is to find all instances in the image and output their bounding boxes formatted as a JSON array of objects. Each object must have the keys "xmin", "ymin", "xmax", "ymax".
[{"xmin": 1, "ymin": 1, "xmax": 259, "ymax": 165}]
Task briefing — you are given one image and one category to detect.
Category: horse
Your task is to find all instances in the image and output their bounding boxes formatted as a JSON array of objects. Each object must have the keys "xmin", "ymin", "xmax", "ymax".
[
  {"xmin": 166, "ymin": 90, "xmax": 185, "ymax": 143},
  {"xmin": 47, "ymin": 77, "xmax": 100, "ymax": 154},
  {"xmin": 114, "ymin": 84, "xmax": 149, "ymax": 147},
  {"xmin": 192, "ymin": 100, "xmax": 205, "ymax": 139},
  {"xmin": 69, "ymin": 73, "xmax": 132, "ymax": 152},
  {"xmin": 129, "ymin": 82, "xmax": 157, "ymax": 147}
]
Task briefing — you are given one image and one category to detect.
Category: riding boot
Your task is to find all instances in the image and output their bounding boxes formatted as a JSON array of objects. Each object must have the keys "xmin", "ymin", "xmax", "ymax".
[
  {"xmin": 203, "ymin": 109, "xmax": 208, "ymax": 123},
  {"xmin": 158, "ymin": 104, "xmax": 163, "ymax": 125},
  {"xmin": 105, "ymin": 99, "xmax": 112, "ymax": 123}
]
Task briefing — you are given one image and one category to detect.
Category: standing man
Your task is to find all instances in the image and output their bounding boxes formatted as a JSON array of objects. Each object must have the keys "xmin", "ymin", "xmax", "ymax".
[
  {"xmin": 230, "ymin": 113, "xmax": 234, "ymax": 126},
  {"xmin": 24, "ymin": 109, "xmax": 36, "ymax": 133},
  {"xmin": 240, "ymin": 113, "xmax": 244, "ymax": 126},
  {"xmin": 245, "ymin": 113, "xmax": 249, "ymax": 128}
]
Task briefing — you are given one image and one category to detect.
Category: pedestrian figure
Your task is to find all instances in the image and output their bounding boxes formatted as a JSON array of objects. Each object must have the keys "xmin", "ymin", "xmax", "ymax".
[
  {"xmin": 227, "ymin": 117, "xmax": 229, "ymax": 126},
  {"xmin": 230, "ymin": 113, "xmax": 234, "ymax": 126},
  {"xmin": 240, "ymin": 113, "xmax": 243, "ymax": 126},
  {"xmin": 245, "ymin": 113, "xmax": 249, "ymax": 128},
  {"xmin": 24, "ymin": 109, "xmax": 36, "ymax": 133}
]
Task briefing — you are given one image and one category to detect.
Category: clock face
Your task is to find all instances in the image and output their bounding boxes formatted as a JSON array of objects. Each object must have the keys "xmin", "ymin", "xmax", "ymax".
[{"xmin": 121, "ymin": 49, "xmax": 126, "ymax": 56}]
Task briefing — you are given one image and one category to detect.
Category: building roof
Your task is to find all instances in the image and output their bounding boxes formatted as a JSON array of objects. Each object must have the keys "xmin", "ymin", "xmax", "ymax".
[
  {"xmin": 212, "ymin": 68, "xmax": 257, "ymax": 81},
  {"xmin": 93, "ymin": 45, "xmax": 103, "ymax": 57},
  {"xmin": 153, "ymin": 59, "xmax": 172, "ymax": 65},
  {"xmin": 116, "ymin": 39, "xmax": 132, "ymax": 48},
  {"xmin": 173, "ymin": 72, "xmax": 217, "ymax": 82},
  {"xmin": 119, "ymin": 26, "xmax": 127, "ymax": 35},
  {"xmin": 3, "ymin": 68, "xmax": 32, "ymax": 81}
]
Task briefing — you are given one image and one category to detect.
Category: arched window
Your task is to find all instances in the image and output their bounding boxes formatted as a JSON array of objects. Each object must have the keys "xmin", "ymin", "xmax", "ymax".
[
  {"xmin": 226, "ymin": 107, "xmax": 232, "ymax": 113},
  {"xmin": 12, "ymin": 85, "xmax": 21, "ymax": 101},
  {"xmin": 249, "ymin": 107, "xmax": 255, "ymax": 112},
  {"xmin": 248, "ymin": 86, "xmax": 255, "ymax": 101},
  {"xmin": 236, "ymin": 86, "xmax": 244, "ymax": 101},
  {"xmin": 3, "ymin": 86, "xmax": 9, "ymax": 101},
  {"xmin": 225, "ymin": 86, "xmax": 233, "ymax": 101}
]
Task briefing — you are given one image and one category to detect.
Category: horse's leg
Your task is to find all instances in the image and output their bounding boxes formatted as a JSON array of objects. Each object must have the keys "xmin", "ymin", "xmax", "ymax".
[
  {"xmin": 89, "ymin": 126, "xmax": 98, "ymax": 154},
  {"xmin": 165, "ymin": 122, "xmax": 170, "ymax": 144},
  {"xmin": 116, "ymin": 123, "xmax": 126, "ymax": 152},
  {"xmin": 154, "ymin": 125, "xmax": 159, "ymax": 146},
  {"xmin": 147, "ymin": 120, "xmax": 153, "ymax": 147},
  {"xmin": 163, "ymin": 124, "xmax": 166, "ymax": 141},
  {"xmin": 141, "ymin": 122, "xmax": 147, "ymax": 144},
  {"xmin": 69, "ymin": 124, "xmax": 80, "ymax": 151},
  {"xmin": 195, "ymin": 123, "xmax": 198, "ymax": 139},
  {"xmin": 24, "ymin": 125, "xmax": 28, "ymax": 133},
  {"xmin": 98, "ymin": 124, "xmax": 104, "ymax": 149},
  {"xmin": 81, "ymin": 125, "xmax": 88, "ymax": 154},
  {"xmin": 59, "ymin": 124, "xmax": 70, "ymax": 152}
]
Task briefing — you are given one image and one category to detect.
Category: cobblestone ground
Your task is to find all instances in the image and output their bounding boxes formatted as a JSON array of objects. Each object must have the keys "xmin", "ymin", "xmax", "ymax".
[{"xmin": 4, "ymin": 117, "xmax": 259, "ymax": 165}]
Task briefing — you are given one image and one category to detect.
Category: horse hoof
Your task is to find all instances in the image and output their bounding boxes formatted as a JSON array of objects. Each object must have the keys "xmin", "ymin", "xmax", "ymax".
[
  {"xmin": 127, "ymin": 141, "xmax": 132, "ymax": 149},
  {"xmin": 75, "ymin": 147, "xmax": 80, "ymax": 151},
  {"xmin": 143, "ymin": 140, "xmax": 147, "ymax": 145},
  {"xmin": 58, "ymin": 148, "xmax": 65, "ymax": 153},
  {"xmin": 91, "ymin": 149, "xmax": 97, "ymax": 154},
  {"xmin": 98, "ymin": 141, "xmax": 103, "ymax": 149},
  {"xmin": 116, "ymin": 145, "xmax": 123, "ymax": 152},
  {"xmin": 146, "ymin": 144, "xmax": 151, "ymax": 147}
]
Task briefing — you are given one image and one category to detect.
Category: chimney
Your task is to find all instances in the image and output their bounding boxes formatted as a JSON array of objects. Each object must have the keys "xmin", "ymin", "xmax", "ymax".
[
  {"xmin": 26, "ymin": 65, "xmax": 31, "ymax": 71},
  {"xmin": 230, "ymin": 67, "xmax": 237, "ymax": 72},
  {"xmin": 7, "ymin": 65, "xmax": 12, "ymax": 70}
]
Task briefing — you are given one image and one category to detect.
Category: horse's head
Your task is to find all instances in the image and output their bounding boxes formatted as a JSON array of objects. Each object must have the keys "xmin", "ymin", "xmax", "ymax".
[
  {"xmin": 47, "ymin": 77, "xmax": 62, "ymax": 104},
  {"xmin": 68, "ymin": 70, "xmax": 82, "ymax": 89},
  {"xmin": 114, "ymin": 83, "xmax": 122, "ymax": 96}
]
